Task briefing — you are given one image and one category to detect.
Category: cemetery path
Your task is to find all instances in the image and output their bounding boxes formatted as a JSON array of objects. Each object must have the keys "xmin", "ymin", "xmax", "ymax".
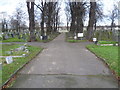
[{"xmin": 12, "ymin": 33, "xmax": 118, "ymax": 88}]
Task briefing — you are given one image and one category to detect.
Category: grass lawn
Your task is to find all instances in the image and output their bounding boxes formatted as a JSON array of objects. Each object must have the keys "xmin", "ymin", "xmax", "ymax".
[
  {"xmin": 1, "ymin": 44, "xmax": 24, "ymax": 56},
  {"xmin": 67, "ymin": 39, "xmax": 87, "ymax": 43},
  {"xmin": 2, "ymin": 38, "xmax": 26, "ymax": 42},
  {"xmin": 98, "ymin": 41, "xmax": 118, "ymax": 44},
  {"xmin": 1, "ymin": 44, "xmax": 43, "ymax": 86},
  {"xmin": 86, "ymin": 44, "xmax": 119, "ymax": 77}
]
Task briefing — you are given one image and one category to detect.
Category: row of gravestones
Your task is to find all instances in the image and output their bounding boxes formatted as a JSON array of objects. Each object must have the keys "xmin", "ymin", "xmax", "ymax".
[
  {"xmin": 93, "ymin": 29, "xmax": 119, "ymax": 42},
  {"xmin": 0, "ymin": 30, "xmax": 49, "ymax": 41},
  {"xmin": 4, "ymin": 43, "xmax": 29, "ymax": 64},
  {"xmin": 1, "ymin": 31, "xmax": 29, "ymax": 40}
]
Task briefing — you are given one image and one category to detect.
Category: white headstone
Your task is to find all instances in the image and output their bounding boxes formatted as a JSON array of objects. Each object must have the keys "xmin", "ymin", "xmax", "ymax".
[
  {"xmin": 78, "ymin": 33, "xmax": 83, "ymax": 37},
  {"xmin": 22, "ymin": 54, "xmax": 26, "ymax": 57},
  {"xmin": 93, "ymin": 38, "xmax": 97, "ymax": 42},
  {"xmin": 74, "ymin": 36, "xmax": 77, "ymax": 40},
  {"xmin": 6, "ymin": 56, "xmax": 13, "ymax": 64},
  {"xmin": 40, "ymin": 36, "xmax": 43, "ymax": 40}
]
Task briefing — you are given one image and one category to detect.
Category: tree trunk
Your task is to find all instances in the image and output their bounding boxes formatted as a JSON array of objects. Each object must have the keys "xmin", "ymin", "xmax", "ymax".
[
  {"xmin": 41, "ymin": 12, "xmax": 45, "ymax": 36},
  {"xmin": 27, "ymin": 2, "xmax": 36, "ymax": 41},
  {"xmin": 86, "ymin": 1, "xmax": 96, "ymax": 40}
]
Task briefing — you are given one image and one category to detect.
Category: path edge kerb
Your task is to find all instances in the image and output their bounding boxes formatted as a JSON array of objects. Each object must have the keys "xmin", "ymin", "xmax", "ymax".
[
  {"xmin": 86, "ymin": 46, "xmax": 119, "ymax": 85},
  {"xmin": 2, "ymin": 48, "xmax": 44, "ymax": 89}
]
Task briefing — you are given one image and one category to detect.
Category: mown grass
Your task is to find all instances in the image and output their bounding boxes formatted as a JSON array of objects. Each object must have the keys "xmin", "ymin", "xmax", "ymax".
[
  {"xmin": 1, "ymin": 44, "xmax": 22, "ymax": 56},
  {"xmin": 2, "ymin": 38, "xmax": 26, "ymax": 42},
  {"xmin": 67, "ymin": 39, "xmax": 87, "ymax": 43},
  {"xmin": 98, "ymin": 41, "xmax": 118, "ymax": 44},
  {"xmin": 1, "ymin": 44, "xmax": 43, "ymax": 85},
  {"xmin": 86, "ymin": 44, "xmax": 119, "ymax": 77}
]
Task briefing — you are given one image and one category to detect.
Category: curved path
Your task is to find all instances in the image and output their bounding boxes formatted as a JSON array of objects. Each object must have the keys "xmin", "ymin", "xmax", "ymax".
[{"xmin": 12, "ymin": 33, "xmax": 118, "ymax": 88}]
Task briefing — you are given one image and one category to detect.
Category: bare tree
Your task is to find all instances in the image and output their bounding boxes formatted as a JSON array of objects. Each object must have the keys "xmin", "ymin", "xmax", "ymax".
[
  {"xmin": 9, "ymin": 5, "xmax": 27, "ymax": 39},
  {"xmin": 2, "ymin": 18, "xmax": 8, "ymax": 32},
  {"xmin": 76, "ymin": 2, "xmax": 86, "ymax": 33},
  {"xmin": 0, "ymin": 12, "xmax": 8, "ymax": 33},
  {"xmin": 109, "ymin": 4, "xmax": 118, "ymax": 31},
  {"xmin": 86, "ymin": 0, "xmax": 96, "ymax": 40},
  {"xmin": 27, "ymin": 1, "xmax": 36, "ymax": 41},
  {"xmin": 35, "ymin": 1, "xmax": 60, "ymax": 37},
  {"xmin": 65, "ymin": 2, "xmax": 71, "ymax": 31},
  {"xmin": 45, "ymin": 2, "xmax": 60, "ymax": 34},
  {"xmin": 68, "ymin": 1, "xmax": 86, "ymax": 35},
  {"xmin": 34, "ymin": 0, "xmax": 47, "ymax": 36},
  {"xmin": 9, "ymin": 17, "xmax": 17, "ymax": 30},
  {"xmin": 94, "ymin": 1, "xmax": 104, "ymax": 31}
]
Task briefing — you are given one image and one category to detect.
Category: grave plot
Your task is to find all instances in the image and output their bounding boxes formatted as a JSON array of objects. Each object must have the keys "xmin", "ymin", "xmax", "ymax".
[
  {"xmin": 97, "ymin": 41, "xmax": 118, "ymax": 46},
  {"xmin": 2, "ymin": 44, "xmax": 28, "ymax": 56},
  {"xmin": 1, "ymin": 31, "xmax": 29, "ymax": 43},
  {"xmin": 0, "ymin": 44, "xmax": 43, "ymax": 86}
]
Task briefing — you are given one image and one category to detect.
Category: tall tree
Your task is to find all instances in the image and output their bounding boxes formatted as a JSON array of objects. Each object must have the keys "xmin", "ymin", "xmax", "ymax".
[
  {"xmin": 65, "ymin": 2, "xmax": 71, "ymax": 31},
  {"xmin": 27, "ymin": 1, "xmax": 36, "ymax": 41},
  {"xmin": 2, "ymin": 18, "xmax": 8, "ymax": 32},
  {"xmin": 109, "ymin": 4, "xmax": 118, "ymax": 31},
  {"xmin": 86, "ymin": 0, "xmax": 96, "ymax": 40},
  {"xmin": 68, "ymin": 1, "xmax": 86, "ymax": 34},
  {"xmin": 94, "ymin": 1, "xmax": 104, "ymax": 31},
  {"xmin": 35, "ymin": 1, "xmax": 60, "ymax": 36},
  {"xmin": 9, "ymin": 4, "xmax": 27, "ymax": 39},
  {"xmin": 1, "ymin": 12, "xmax": 8, "ymax": 33},
  {"xmin": 45, "ymin": 2, "xmax": 60, "ymax": 34},
  {"xmin": 76, "ymin": 2, "xmax": 86, "ymax": 33}
]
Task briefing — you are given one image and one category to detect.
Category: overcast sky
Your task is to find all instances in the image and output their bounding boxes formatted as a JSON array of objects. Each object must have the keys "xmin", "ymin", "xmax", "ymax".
[{"xmin": 0, "ymin": 0, "xmax": 120, "ymax": 26}]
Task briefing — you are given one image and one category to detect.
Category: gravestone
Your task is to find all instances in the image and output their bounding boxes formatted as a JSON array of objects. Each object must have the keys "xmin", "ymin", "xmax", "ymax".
[
  {"xmin": 6, "ymin": 51, "xmax": 12, "ymax": 55},
  {"xmin": 5, "ymin": 34, "xmax": 9, "ymax": 39},
  {"xmin": 40, "ymin": 36, "xmax": 43, "ymax": 40},
  {"xmin": 24, "ymin": 49, "xmax": 29, "ymax": 53},
  {"xmin": 22, "ymin": 34, "xmax": 26, "ymax": 41},
  {"xmin": 93, "ymin": 38, "xmax": 98, "ymax": 44},
  {"xmin": 15, "ymin": 46, "xmax": 25, "ymax": 51},
  {"xmin": 93, "ymin": 38, "xmax": 97, "ymax": 42},
  {"xmin": 11, "ymin": 33, "xmax": 14, "ymax": 38},
  {"xmin": 78, "ymin": 33, "xmax": 83, "ymax": 40},
  {"xmin": 74, "ymin": 36, "xmax": 77, "ymax": 40},
  {"xmin": 48, "ymin": 36, "xmax": 50, "ymax": 39},
  {"xmin": 24, "ymin": 43, "xmax": 28, "ymax": 46},
  {"xmin": 6, "ymin": 56, "xmax": 13, "ymax": 64},
  {"xmin": 22, "ymin": 54, "xmax": 27, "ymax": 57}
]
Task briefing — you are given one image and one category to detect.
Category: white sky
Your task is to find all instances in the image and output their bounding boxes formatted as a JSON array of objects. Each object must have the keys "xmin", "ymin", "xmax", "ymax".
[{"xmin": 0, "ymin": 0, "xmax": 120, "ymax": 26}]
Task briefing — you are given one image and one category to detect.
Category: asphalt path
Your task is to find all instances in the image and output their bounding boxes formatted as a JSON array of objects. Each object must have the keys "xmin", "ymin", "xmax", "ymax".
[{"xmin": 10, "ymin": 33, "xmax": 118, "ymax": 88}]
